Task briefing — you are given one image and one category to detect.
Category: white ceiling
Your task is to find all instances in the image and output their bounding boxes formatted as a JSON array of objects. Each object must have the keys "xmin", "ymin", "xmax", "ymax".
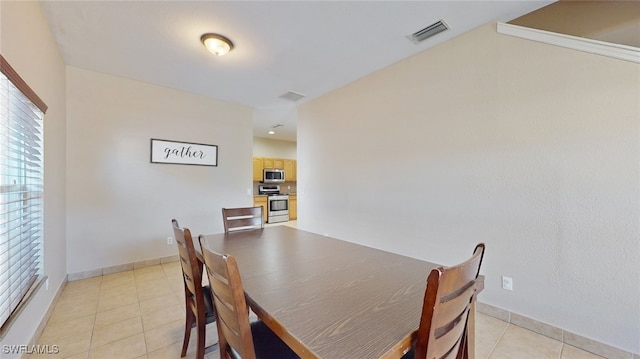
[{"xmin": 41, "ymin": 1, "xmax": 553, "ymax": 142}]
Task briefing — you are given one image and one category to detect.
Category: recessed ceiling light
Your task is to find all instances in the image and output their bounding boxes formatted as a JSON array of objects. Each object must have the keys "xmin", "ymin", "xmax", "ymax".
[
  {"xmin": 268, "ymin": 124, "xmax": 283, "ymax": 135},
  {"xmin": 201, "ymin": 33, "xmax": 234, "ymax": 56}
]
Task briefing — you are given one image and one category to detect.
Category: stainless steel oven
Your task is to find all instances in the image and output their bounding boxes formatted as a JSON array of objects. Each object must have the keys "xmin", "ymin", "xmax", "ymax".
[
  {"xmin": 258, "ymin": 185, "xmax": 290, "ymax": 223},
  {"xmin": 267, "ymin": 194, "xmax": 289, "ymax": 223}
]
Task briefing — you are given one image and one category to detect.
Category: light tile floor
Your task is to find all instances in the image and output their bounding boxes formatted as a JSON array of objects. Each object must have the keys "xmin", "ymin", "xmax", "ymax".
[{"xmin": 30, "ymin": 221, "xmax": 606, "ymax": 359}]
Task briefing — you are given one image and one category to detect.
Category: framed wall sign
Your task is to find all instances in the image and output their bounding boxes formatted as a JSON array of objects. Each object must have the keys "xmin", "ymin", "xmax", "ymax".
[{"xmin": 150, "ymin": 138, "xmax": 218, "ymax": 166}]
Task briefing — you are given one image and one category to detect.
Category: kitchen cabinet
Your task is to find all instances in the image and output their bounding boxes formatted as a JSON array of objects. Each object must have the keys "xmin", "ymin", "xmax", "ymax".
[
  {"xmin": 252, "ymin": 157, "xmax": 264, "ymax": 181},
  {"xmin": 253, "ymin": 157, "xmax": 297, "ymax": 182},
  {"xmin": 284, "ymin": 159, "xmax": 296, "ymax": 181},
  {"xmin": 273, "ymin": 158, "xmax": 285, "ymax": 169},
  {"xmin": 263, "ymin": 157, "xmax": 284, "ymax": 169},
  {"xmin": 253, "ymin": 196, "xmax": 268, "ymax": 223},
  {"xmin": 289, "ymin": 195, "xmax": 297, "ymax": 220}
]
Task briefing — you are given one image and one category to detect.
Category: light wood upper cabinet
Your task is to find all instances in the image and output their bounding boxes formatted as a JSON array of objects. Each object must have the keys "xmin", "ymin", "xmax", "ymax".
[
  {"xmin": 252, "ymin": 157, "xmax": 264, "ymax": 182},
  {"xmin": 284, "ymin": 159, "xmax": 296, "ymax": 181},
  {"xmin": 262, "ymin": 157, "xmax": 285, "ymax": 170},
  {"xmin": 253, "ymin": 157, "xmax": 297, "ymax": 182},
  {"xmin": 273, "ymin": 158, "xmax": 285, "ymax": 170}
]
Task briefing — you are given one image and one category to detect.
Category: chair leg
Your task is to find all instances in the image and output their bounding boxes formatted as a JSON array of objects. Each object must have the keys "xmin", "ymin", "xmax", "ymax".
[
  {"xmin": 196, "ymin": 315, "xmax": 206, "ymax": 359},
  {"xmin": 182, "ymin": 309, "xmax": 195, "ymax": 357}
]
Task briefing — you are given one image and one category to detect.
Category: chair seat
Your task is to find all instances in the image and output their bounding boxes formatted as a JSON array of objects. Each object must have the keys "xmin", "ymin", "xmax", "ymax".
[
  {"xmin": 250, "ymin": 320, "xmax": 300, "ymax": 359},
  {"xmin": 189, "ymin": 285, "xmax": 216, "ymax": 326},
  {"xmin": 400, "ymin": 347, "xmax": 414, "ymax": 359},
  {"xmin": 203, "ymin": 285, "xmax": 216, "ymax": 324}
]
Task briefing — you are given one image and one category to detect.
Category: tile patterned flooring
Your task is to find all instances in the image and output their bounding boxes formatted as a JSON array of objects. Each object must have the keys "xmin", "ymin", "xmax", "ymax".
[
  {"xmin": 30, "ymin": 263, "xmax": 608, "ymax": 359},
  {"xmin": 29, "ymin": 221, "xmax": 606, "ymax": 359}
]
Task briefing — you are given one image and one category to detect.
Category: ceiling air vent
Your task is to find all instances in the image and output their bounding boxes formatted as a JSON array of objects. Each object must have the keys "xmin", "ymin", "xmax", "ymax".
[
  {"xmin": 408, "ymin": 20, "xmax": 449, "ymax": 44},
  {"xmin": 279, "ymin": 91, "xmax": 306, "ymax": 102}
]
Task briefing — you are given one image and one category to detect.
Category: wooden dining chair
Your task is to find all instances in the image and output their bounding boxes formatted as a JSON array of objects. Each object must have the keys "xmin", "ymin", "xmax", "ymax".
[
  {"xmin": 198, "ymin": 235, "xmax": 300, "ymax": 359},
  {"xmin": 172, "ymin": 219, "xmax": 218, "ymax": 359},
  {"xmin": 221, "ymin": 206, "xmax": 264, "ymax": 233},
  {"xmin": 402, "ymin": 243, "xmax": 485, "ymax": 359}
]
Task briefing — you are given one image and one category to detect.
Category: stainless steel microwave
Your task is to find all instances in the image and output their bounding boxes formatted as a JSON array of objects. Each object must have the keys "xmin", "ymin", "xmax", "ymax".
[{"xmin": 263, "ymin": 168, "xmax": 285, "ymax": 183}]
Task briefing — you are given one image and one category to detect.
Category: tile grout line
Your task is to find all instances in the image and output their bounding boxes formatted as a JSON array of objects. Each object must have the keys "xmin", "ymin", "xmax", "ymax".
[
  {"xmin": 32, "ymin": 266, "xmax": 186, "ymax": 359},
  {"xmin": 558, "ymin": 343, "xmax": 565, "ymax": 359},
  {"xmin": 133, "ymin": 268, "xmax": 147, "ymax": 359},
  {"xmin": 485, "ymin": 322, "xmax": 510, "ymax": 359},
  {"xmin": 87, "ymin": 276, "xmax": 103, "ymax": 359},
  {"xmin": 91, "ymin": 272, "xmax": 149, "ymax": 358}
]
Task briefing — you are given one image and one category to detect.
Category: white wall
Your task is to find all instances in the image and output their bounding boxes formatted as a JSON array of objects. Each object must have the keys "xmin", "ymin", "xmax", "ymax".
[
  {"xmin": 253, "ymin": 137, "xmax": 297, "ymax": 159},
  {"xmin": 0, "ymin": 1, "xmax": 67, "ymax": 355},
  {"xmin": 66, "ymin": 67, "xmax": 254, "ymax": 275},
  {"xmin": 297, "ymin": 23, "xmax": 639, "ymax": 353}
]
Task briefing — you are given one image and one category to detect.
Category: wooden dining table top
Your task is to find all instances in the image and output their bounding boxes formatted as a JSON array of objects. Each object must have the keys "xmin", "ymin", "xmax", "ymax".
[{"xmin": 199, "ymin": 225, "xmax": 480, "ymax": 359}]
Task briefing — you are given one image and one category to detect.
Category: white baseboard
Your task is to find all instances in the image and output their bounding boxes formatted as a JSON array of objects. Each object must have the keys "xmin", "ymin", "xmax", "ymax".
[
  {"xmin": 477, "ymin": 302, "xmax": 638, "ymax": 359},
  {"xmin": 66, "ymin": 255, "xmax": 180, "ymax": 281},
  {"xmin": 23, "ymin": 280, "xmax": 67, "ymax": 359}
]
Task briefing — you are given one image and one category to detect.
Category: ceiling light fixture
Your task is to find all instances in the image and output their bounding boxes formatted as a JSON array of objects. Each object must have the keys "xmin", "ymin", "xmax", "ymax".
[
  {"xmin": 201, "ymin": 33, "xmax": 234, "ymax": 56},
  {"xmin": 268, "ymin": 124, "xmax": 283, "ymax": 135}
]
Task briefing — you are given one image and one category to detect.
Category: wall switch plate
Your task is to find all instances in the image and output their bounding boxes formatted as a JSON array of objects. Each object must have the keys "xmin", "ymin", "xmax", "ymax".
[
  {"xmin": 167, "ymin": 236, "xmax": 174, "ymax": 245},
  {"xmin": 502, "ymin": 276, "xmax": 513, "ymax": 291}
]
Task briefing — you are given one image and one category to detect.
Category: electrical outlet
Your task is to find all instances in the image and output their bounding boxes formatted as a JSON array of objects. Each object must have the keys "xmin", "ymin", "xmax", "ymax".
[
  {"xmin": 167, "ymin": 236, "xmax": 174, "ymax": 245},
  {"xmin": 502, "ymin": 276, "xmax": 513, "ymax": 291},
  {"xmin": 45, "ymin": 278, "xmax": 49, "ymax": 291}
]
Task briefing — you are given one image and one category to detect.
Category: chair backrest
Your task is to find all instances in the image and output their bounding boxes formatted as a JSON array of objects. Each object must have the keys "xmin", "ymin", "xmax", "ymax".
[
  {"xmin": 222, "ymin": 206, "xmax": 264, "ymax": 233},
  {"xmin": 413, "ymin": 243, "xmax": 485, "ymax": 359},
  {"xmin": 172, "ymin": 219, "xmax": 206, "ymax": 312},
  {"xmin": 198, "ymin": 235, "xmax": 257, "ymax": 359}
]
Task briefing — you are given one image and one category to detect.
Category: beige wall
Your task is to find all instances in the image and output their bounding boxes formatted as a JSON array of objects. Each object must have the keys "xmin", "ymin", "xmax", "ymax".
[
  {"xmin": 66, "ymin": 67, "xmax": 254, "ymax": 275},
  {"xmin": 0, "ymin": 1, "xmax": 67, "ymax": 354},
  {"xmin": 297, "ymin": 23, "xmax": 640, "ymax": 353},
  {"xmin": 253, "ymin": 137, "xmax": 297, "ymax": 159}
]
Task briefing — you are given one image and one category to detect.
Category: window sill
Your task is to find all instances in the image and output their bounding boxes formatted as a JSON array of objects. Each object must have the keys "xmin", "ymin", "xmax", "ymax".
[{"xmin": 0, "ymin": 275, "xmax": 47, "ymax": 339}]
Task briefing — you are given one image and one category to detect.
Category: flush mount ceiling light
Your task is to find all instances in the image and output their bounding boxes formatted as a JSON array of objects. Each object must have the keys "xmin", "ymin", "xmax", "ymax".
[
  {"xmin": 268, "ymin": 124, "xmax": 283, "ymax": 135},
  {"xmin": 201, "ymin": 33, "xmax": 234, "ymax": 56}
]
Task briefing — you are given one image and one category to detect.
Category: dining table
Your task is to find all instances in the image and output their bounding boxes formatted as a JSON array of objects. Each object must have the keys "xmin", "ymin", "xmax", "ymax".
[{"xmin": 198, "ymin": 225, "xmax": 483, "ymax": 359}]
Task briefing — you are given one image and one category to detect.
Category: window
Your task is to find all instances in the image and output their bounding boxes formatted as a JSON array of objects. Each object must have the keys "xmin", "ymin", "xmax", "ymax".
[{"xmin": 0, "ymin": 55, "xmax": 47, "ymax": 334}]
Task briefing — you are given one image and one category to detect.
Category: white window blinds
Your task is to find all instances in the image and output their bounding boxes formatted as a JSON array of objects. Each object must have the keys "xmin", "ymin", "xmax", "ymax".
[{"xmin": 0, "ymin": 55, "xmax": 46, "ymax": 331}]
